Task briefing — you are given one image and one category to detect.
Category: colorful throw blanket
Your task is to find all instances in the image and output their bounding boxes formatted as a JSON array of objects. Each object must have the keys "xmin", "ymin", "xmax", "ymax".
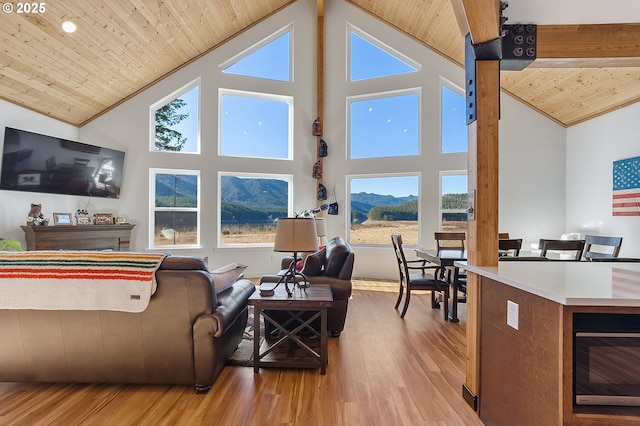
[{"xmin": 0, "ymin": 251, "xmax": 166, "ymax": 312}]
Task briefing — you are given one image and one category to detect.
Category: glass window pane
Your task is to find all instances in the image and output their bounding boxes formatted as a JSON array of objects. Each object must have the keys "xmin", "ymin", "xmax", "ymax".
[
  {"xmin": 350, "ymin": 93, "xmax": 419, "ymax": 159},
  {"xmin": 154, "ymin": 86, "xmax": 199, "ymax": 153},
  {"xmin": 350, "ymin": 31, "xmax": 418, "ymax": 81},
  {"xmin": 441, "ymin": 85, "xmax": 467, "ymax": 154},
  {"xmin": 350, "ymin": 176, "xmax": 419, "ymax": 245},
  {"xmin": 155, "ymin": 173, "xmax": 198, "ymax": 207},
  {"xmin": 154, "ymin": 211, "xmax": 198, "ymax": 246},
  {"xmin": 220, "ymin": 92, "xmax": 290, "ymax": 159},
  {"xmin": 222, "ymin": 32, "xmax": 290, "ymax": 82},
  {"xmin": 441, "ymin": 174, "xmax": 468, "ymax": 232},
  {"xmin": 220, "ymin": 175, "xmax": 289, "ymax": 245}
]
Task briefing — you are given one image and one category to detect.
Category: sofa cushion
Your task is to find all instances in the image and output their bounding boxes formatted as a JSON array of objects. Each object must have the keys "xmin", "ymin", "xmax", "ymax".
[
  {"xmin": 211, "ymin": 263, "xmax": 248, "ymax": 294},
  {"xmin": 301, "ymin": 247, "xmax": 326, "ymax": 276},
  {"xmin": 324, "ymin": 238, "xmax": 350, "ymax": 277},
  {"xmin": 160, "ymin": 256, "xmax": 208, "ymax": 271}
]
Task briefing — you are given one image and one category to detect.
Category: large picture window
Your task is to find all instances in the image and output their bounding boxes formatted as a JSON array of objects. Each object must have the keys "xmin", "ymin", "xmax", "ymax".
[
  {"xmin": 441, "ymin": 172, "xmax": 468, "ymax": 232},
  {"xmin": 441, "ymin": 83, "xmax": 467, "ymax": 154},
  {"xmin": 349, "ymin": 175, "xmax": 420, "ymax": 245},
  {"xmin": 220, "ymin": 26, "xmax": 291, "ymax": 82},
  {"xmin": 150, "ymin": 80, "xmax": 200, "ymax": 154},
  {"xmin": 219, "ymin": 173, "xmax": 291, "ymax": 246},
  {"xmin": 150, "ymin": 169, "xmax": 200, "ymax": 248},
  {"xmin": 219, "ymin": 90, "xmax": 292, "ymax": 159},
  {"xmin": 349, "ymin": 90, "xmax": 420, "ymax": 159}
]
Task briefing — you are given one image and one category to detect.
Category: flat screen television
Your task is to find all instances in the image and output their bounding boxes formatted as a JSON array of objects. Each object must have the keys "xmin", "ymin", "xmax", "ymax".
[{"xmin": 0, "ymin": 127, "xmax": 125, "ymax": 198}]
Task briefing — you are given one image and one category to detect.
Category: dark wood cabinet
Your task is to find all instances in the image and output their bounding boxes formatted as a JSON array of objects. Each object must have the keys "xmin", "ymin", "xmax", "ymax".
[{"xmin": 21, "ymin": 224, "xmax": 135, "ymax": 251}]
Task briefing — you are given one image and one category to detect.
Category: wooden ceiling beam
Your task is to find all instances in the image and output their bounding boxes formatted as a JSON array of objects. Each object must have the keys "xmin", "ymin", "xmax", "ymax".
[
  {"xmin": 532, "ymin": 23, "xmax": 640, "ymax": 68},
  {"xmin": 450, "ymin": 0, "xmax": 501, "ymax": 43}
]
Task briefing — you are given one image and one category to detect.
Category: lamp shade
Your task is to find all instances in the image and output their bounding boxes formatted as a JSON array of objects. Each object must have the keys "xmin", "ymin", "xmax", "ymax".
[
  {"xmin": 314, "ymin": 217, "xmax": 327, "ymax": 238},
  {"xmin": 274, "ymin": 217, "xmax": 319, "ymax": 253}
]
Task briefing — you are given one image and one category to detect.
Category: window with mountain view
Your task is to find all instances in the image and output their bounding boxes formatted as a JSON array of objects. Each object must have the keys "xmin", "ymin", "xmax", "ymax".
[
  {"xmin": 441, "ymin": 173, "xmax": 468, "ymax": 232},
  {"xmin": 151, "ymin": 80, "xmax": 199, "ymax": 154},
  {"xmin": 349, "ymin": 175, "xmax": 419, "ymax": 245},
  {"xmin": 150, "ymin": 169, "xmax": 200, "ymax": 248},
  {"xmin": 219, "ymin": 174, "xmax": 291, "ymax": 246},
  {"xmin": 219, "ymin": 90, "xmax": 292, "ymax": 159}
]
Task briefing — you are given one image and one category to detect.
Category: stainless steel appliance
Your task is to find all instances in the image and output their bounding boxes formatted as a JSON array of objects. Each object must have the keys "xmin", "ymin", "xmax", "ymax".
[{"xmin": 574, "ymin": 313, "xmax": 640, "ymax": 406}]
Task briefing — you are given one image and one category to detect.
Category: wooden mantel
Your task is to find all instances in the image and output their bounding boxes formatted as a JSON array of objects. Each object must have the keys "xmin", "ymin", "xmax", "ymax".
[{"xmin": 21, "ymin": 224, "xmax": 135, "ymax": 251}]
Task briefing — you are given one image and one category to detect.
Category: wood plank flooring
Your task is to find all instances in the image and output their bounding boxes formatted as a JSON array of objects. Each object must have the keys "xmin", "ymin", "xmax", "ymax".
[{"xmin": 0, "ymin": 279, "xmax": 483, "ymax": 425}]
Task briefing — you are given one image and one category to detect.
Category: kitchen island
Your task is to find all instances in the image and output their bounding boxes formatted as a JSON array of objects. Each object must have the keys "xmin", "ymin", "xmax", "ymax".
[{"xmin": 459, "ymin": 261, "xmax": 640, "ymax": 426}]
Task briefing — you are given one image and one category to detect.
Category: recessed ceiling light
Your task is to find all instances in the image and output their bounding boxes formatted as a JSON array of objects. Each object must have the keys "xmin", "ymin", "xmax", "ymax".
[{"xmin": 61, "ymin": 21, "xmax": 77, "ymax": 33}]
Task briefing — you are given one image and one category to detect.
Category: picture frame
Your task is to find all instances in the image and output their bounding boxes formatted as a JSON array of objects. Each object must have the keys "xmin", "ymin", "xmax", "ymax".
[
  {"xmin": 53, "ymin": 212, "xmax": 73, "ymax": 226},
  {"xmin": 94, "ymin": 213, "xmax": 114, "ymax": 225},
  {"xmin": 76, "ymin": 216, "xmax": 92, "ymax": 225}
]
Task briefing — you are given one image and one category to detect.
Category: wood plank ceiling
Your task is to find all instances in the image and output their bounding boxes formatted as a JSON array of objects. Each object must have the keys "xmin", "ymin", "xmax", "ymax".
[{"xmin": 0, "ymin": 0, "xmax": 639, "ymax": 128}]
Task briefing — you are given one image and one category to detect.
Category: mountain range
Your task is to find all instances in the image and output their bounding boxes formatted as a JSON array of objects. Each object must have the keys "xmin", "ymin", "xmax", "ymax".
[{"xmin": 155, "ymin": 174, "xmax": 420, "ymax": 223}]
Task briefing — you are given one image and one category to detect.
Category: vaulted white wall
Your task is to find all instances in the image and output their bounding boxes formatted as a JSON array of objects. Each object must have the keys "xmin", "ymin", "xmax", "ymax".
[{"xmin": 566, "ymin": 102, "xmax": 640, "ymax": 257}]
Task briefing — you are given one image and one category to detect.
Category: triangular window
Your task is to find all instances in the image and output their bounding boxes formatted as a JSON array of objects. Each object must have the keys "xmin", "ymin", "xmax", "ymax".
[
  {"xmin": 349, "ymin": 25, "xmax": 419, "ymax": 81},
  {"xmin": 220, "ymin": 26, "xmax": 291, "ymax": 82}
]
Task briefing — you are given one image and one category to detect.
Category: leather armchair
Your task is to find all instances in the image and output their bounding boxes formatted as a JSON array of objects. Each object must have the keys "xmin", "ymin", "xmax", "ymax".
[{"xmin": 260, "ymin": 236, "xmax": 354, "ymax": 336}]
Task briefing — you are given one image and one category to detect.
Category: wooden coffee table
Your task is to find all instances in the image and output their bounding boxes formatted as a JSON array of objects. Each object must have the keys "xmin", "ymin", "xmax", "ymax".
[{"xmin": 249, "ymin": 283, "xmax": 333, "ymax": 374}]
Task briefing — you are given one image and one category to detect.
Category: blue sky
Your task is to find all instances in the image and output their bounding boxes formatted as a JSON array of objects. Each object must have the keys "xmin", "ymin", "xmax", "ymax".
[{"xmin": 164, "ymin": 28, "xmax": 468, "ymax": 196}]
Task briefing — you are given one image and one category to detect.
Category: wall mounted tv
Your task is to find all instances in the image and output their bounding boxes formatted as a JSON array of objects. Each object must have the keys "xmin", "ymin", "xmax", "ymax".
[{"xmin": 0, "ymin": 127, "xmax": 125, "ymax": 198}]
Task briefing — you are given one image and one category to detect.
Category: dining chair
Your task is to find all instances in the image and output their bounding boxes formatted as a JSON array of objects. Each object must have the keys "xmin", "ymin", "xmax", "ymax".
[
  {"xmin": 589, "ymin": 257, "xmax": 640, "ymax": 263},
  {"xmin": 583, "ymin": 235, "xmax": 623, "ymax": 260},
  {"xmin": 498, "ymin": 232, "xmax": 510, "ymax": 239},
  {"xmin": 391, "ymin": 234, "xmax": 450, "ymax": 320},
  {"xmin": 499, "ymin": 256, "xmax": 550, "ymax": 261},
  {"xmin": 498, "ymin": 238, "xmax": 522, "ymax": 257},
  {"xmin": 539, "ymin": 239, "xmax": 586, "ymax": 261},
  {"xmin": 434, "ymin": 232, "xmax": 467, "ymax": 304},
  {"xmin": 434, "ymin": 232, "xmax": 465, "ymax": 251}
]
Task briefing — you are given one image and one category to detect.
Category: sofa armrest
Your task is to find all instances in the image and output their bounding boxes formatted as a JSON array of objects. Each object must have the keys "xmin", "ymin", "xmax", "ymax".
[{"xmin": 210, "ymin": 279, "xmax": 255, "ymax": 338}]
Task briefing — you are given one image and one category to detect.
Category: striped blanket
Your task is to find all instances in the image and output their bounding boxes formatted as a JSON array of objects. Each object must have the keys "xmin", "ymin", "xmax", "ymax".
[{"xmin": 0, "ymin": 251, "xmax": 166, "ymax": 312}]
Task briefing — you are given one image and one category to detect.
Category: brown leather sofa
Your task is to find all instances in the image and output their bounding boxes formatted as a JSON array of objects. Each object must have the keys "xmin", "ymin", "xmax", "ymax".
[
  {"xmin": 260, "ymin": 236, "xmax": 354, "ymax": 336},
  {"xmin": 0, "ymin": 255, "xmax": 255, "ymax": 393}
]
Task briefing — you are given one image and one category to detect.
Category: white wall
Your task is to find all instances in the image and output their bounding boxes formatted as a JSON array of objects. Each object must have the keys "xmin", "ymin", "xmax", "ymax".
[
  {"xmin": 566, "ymin": 102, "xmax": 640, "ymax": 257},
  {"xmin": 0, "ymin": 0, "xmax": 569, "ymax": 278},
  {"xmin": 499, "ymin": 94, "xmax": 567, "ymax": 251}
]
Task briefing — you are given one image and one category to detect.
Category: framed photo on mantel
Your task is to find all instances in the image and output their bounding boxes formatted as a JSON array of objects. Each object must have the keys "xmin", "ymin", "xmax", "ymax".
[
  {"xmin": 53, "ymin": 212, "xmax": 72, "ymax": 226},
  {"xmin": 94, "ymin": 213, "xmax": 114, "ymax": 225}
]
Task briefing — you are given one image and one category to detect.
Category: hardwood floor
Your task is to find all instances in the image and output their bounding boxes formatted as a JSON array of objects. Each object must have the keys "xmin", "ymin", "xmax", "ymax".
[{"xmin": 0, "ymin": 279, "xmax": 483, "ymax": 425}]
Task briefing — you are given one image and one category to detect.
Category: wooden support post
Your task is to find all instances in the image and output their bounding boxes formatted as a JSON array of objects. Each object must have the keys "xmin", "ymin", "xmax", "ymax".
[{"xmin": 464, "ymin": 59, "xmax": 500, "ymax": 408}]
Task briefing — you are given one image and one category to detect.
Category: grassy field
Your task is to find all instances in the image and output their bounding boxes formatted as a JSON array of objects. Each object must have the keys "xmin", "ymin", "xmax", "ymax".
[{"xmin": 155, "ymin": 220, "xmax": 467, "ymax": 246}]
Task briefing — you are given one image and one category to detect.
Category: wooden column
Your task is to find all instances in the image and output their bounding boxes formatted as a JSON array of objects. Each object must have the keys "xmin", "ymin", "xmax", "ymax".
[
  {"xmin": 464, "ymin": 59, "xmax": 500, "ymax": 408},
  {"xmin": 450, "ymin": 0, "xmax": 501, "ymax": 410}
]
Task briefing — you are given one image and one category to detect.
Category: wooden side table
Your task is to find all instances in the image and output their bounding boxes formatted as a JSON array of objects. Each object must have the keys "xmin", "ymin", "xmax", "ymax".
[{"xmin": 249, "ymin": 283, "xmax": 333, "ymax": 374}]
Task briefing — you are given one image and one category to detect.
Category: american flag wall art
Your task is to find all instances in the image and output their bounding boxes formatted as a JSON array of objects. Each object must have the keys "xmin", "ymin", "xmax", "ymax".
[{"xmin": 613, "ymin": 156, "xmax": 640, "ymax": 216}]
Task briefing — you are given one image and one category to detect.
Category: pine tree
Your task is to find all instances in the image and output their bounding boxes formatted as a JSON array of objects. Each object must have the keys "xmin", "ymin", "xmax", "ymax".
[{"xmin": 155, "ymin": 98, "xmax": 189, "ymax": 151}]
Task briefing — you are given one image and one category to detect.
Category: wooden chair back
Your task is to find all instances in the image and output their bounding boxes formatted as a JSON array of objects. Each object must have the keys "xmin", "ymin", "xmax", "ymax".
[
  {"xmin": 498, "ymin": 238, "xmax": 522, "ymax": 257},
  {"xmin": 539, "ymin": 239, "xmax": 586, "ymax": 261},
  {"xmin": 434, "ymin": 232, "xmax": 465, "ymax": 251},
  {"xmin": 583, "ymin": 235, "xmax": 623, "ymax": 260}
]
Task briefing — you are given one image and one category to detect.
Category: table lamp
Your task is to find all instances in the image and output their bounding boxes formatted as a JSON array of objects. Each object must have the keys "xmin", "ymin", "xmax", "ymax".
[
  {"xmin": 315, "ymin": 217, "xmax": 327, "ymax": 247},
  {"xmin": 263, "ymin": 217, "xmax": 318, "ymax": 297}
]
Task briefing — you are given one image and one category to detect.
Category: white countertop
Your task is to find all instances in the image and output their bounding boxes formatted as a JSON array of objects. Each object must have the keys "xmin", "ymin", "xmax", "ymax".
[{"xmin": 457, "ymin": 261, "xmax": 640, "ymax": 306}]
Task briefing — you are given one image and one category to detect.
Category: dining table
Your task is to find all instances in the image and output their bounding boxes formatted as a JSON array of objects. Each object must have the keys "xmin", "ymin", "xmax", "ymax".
[{"xmin": 415, "ymin": 248, "xmax": 467, "ymax": 323}]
